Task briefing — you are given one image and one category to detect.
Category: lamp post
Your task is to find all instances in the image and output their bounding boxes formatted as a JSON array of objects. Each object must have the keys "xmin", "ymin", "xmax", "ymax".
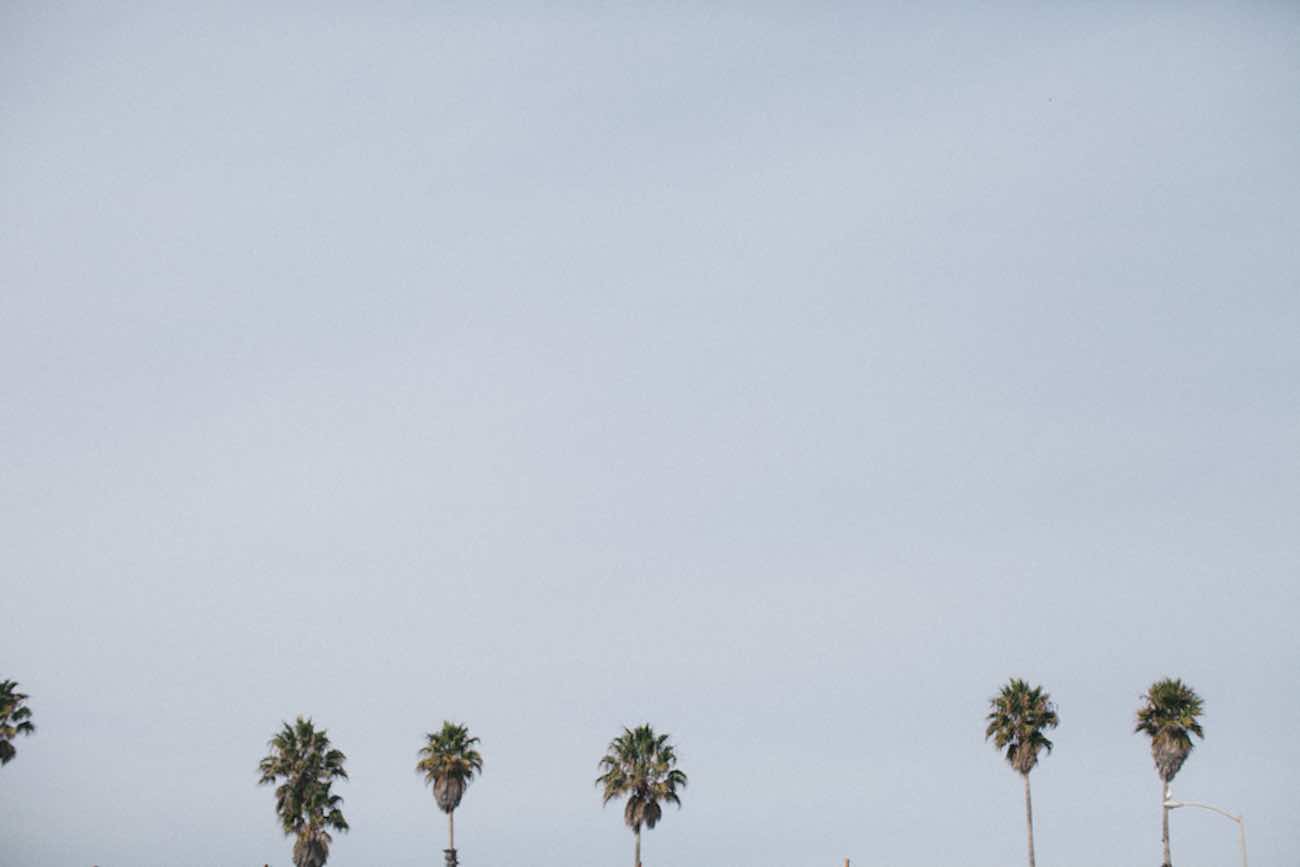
[{"xmin": 1163, "ymin": 796, "xmax": 1247, "ymax": 867}]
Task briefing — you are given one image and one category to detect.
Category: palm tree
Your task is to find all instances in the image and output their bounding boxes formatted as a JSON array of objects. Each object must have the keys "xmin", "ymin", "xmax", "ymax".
[
  {"xmin": 0, "ymin": 680, "xmax": 36, "ymax": 768},
  {"xmin": 1136, "ymin": 678, "xmax": 1205, "ymax": 867},
  {"xmin": 596, "ymin": 724, "xmax": 688, "ymax": 867},
  {"xmin": 985, "ymin": 679, "xmax": 1059, "ymax": 867},
  {"xmin": 257, "ymin": 716, "xmax": 350, "ymax": 867},
  {"xmin": 416, "ymin": 721, "xmax": 483, "ymax": 867}
]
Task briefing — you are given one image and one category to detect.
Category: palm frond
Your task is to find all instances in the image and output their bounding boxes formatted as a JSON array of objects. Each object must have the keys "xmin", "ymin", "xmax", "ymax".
[
  {"xmin": 0, "ymin": 679, "xmax": 36, "ymax": 767},
  {"xmin": 985, "ymin": 678, "xmax": 1059, "ymax": 776},
  {"xmin": 595, "ymin": 724, "xmax": 687, "ymax": 833},
  {"xmin": 415, "ymin": 721, "xmax": 483, "ymax": 815},
  {"xmin": 1135, "ymin": 678, "xmax": 1205, "ymax": 782}
]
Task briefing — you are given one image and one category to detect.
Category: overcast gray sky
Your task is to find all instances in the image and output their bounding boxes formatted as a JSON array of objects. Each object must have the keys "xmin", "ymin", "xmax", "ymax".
[{"xmin": 2, "ymin": 3, "xmax": 1298, "ymax": 866}]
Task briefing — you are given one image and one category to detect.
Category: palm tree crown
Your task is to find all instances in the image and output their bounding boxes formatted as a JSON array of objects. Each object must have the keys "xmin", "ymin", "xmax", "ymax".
[
  {"xmin": 597, "ymin": 724, "xmax": 688, "ymax": 834},
  {"xmin": 1135, "ymin": 678, "xmax": 1205, "ymax": 783},
  {"xmin": 258, "ymin": 716, "xmax": 349, "ymax": 867},
  {"xmin": 0, "ymin": 680, "xmax": 36, "ymax": 767},
  {"xmin": 986, "ymin": 679, "xmax": 1059, "ymax": 775},
  {"xmin": 416, "ymin": 722, "xmax": 483, "ymax": 816}
]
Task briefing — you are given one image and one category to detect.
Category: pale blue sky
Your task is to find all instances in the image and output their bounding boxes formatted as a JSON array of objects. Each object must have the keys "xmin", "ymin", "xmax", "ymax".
[{"xmin": 2, "ymin": 3, "xmax": 1298, "ymax": 866}]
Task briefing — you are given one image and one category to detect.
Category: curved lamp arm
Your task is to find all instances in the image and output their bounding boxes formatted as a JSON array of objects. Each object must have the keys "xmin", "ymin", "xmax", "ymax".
[
  {"xmin": 1164, "ymin": 799, "xmax": 1247, "ymax": 867},
  {"xmin": 1165, "ymin": 799, "xmax": 1239, "ymax": 822}
]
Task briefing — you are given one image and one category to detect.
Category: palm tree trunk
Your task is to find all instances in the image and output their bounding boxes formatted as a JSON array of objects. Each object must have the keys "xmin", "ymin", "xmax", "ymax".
[
  {"xmin": 634, "ymin": 827, "xmax": 641, "ymax": 867},
  {"xmin": 1023, "ymin": 772, "xmax": 1036, "ymax": 867},
  {"xmin": 1161, "ymin": 780, "xmax": 1171, "ymax": 867},
  {"xmin": 443, "ymin": 810, "xmax": 458, "ymax": 867}
]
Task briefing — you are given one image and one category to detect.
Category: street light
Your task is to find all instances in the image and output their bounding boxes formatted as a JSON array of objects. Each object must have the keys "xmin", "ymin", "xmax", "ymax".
[{"xmin": 1164, "ymin": 795, "xmax": 1247, "ymax": 867}]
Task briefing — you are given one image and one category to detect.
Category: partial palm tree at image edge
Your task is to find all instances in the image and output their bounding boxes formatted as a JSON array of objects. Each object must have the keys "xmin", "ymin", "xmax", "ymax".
[{"xmin": 0, "ymin": 680, "xmax": 36, "ymax": 768}]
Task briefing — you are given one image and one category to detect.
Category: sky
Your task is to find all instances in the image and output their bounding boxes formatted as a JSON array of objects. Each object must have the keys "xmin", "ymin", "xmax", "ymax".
[{"xmin": 2, "ymin": 3, "xmax": 1298, "ymax": 866}]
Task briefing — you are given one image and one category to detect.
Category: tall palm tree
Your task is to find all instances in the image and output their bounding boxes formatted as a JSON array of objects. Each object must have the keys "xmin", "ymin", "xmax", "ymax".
[
  {"xmin": 596, "ymin": 724, "xmax": 688, "ymax": 867},
  {"xmin": 257, "ymin": 716, "xmax": 349, "ymax": 867},
  {"xmin": 416, "ymin": 721, "xmax": 483, "ymax": 867},
  {"xmin": 985, "ymin": 679, "xmax": 1059, "ymax": 867},
  {"xmin": 1136, "ymin": 678, "xmax": 1205, "ymax": 867},
  {"xmin": 0, "ymin": 680, "xmax": 36, "ymax": 768}
]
